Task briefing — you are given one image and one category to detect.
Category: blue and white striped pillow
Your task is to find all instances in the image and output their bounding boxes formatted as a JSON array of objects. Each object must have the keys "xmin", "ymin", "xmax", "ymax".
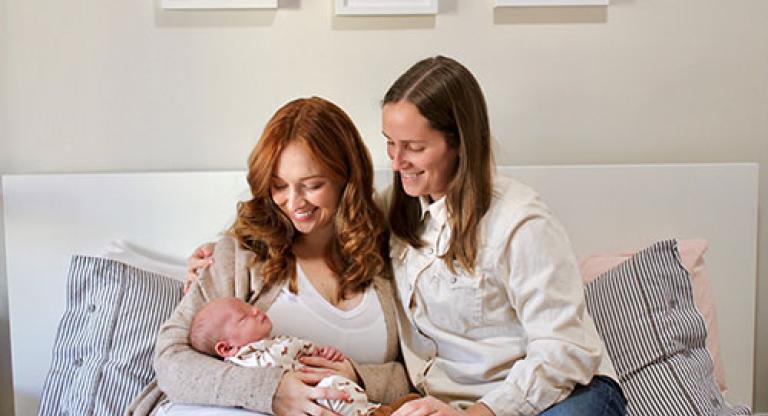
[
  {"xmin": 38, "ymin": 256, "xmax": 184, "ymax": 416},
  {"xmin": 584, "ymin": 240, "xmax": 751, "ymax": 416}
]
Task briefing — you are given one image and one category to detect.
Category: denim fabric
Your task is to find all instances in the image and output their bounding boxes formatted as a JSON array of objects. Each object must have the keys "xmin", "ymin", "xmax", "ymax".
[{"xmin": 539, "ymin": 376, "xmax": 626, "ymax": 416}]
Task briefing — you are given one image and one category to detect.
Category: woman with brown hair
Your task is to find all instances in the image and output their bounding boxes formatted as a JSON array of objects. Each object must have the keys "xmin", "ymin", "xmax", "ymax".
[
  {"xmin": 383, "ymin": 56, "xmax": 624, "ymax": 416},
  {"xmin": 182, "ymin": 57, "xmax": 626, "ymax": 416},
  {"xmin": 131, "ymin": 97, "xmax": 410, "ymax": 415}
]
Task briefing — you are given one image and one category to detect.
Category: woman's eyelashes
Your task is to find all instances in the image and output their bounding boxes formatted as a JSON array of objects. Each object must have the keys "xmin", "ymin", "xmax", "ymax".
[
  {"xmin": 408, "ymin": 144, "xmax": 425, "ymax": 152},
  {"xmin": 270, "ymin": 181, "xmax": 325, "ymax": 191},
  {"xmin": 272, "ymin": 183, "xmax": 288, "ymax": 191},
  {"xmin": 386, "ymin": 140, "xmax": 426, "ymax": 152},
  {"xmin": 303, "ymin": 182, "xmax": 324, "ymax": 190}
]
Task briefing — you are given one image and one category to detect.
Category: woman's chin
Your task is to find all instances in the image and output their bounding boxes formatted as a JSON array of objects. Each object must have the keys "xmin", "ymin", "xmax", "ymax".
[{"xmin": 401, "ymin": 185, "xmax": 424, "ymax": 198}]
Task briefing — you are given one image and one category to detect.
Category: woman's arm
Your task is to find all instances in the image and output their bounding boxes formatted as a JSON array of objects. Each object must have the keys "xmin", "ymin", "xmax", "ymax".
[
  {"xmin": 353, "ymin": 360, "xmax": 412, "ymax": 404},
  {"xmin": 155, "ymin": 236, "xmax": 348, "ymax": 413},
  {"xmin": 478, "ymin": 214, "xmax": 604, "ymax": 415},
  {"xmin": 296, "ymin": 356, "xmax": 412, "ymax": 405},
  {"xmin": 154, "ymin": 237, "xmax": 284, "ymax": 411},
  {"xmin": 392, "ymin": 396, "xmax": 494, "ymax": 416}
]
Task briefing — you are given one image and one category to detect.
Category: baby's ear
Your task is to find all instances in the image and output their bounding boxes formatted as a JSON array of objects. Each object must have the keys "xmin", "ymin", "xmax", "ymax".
[{"xmin": 215, "ymin": 341, "xmax": 237, "ymax": 358}]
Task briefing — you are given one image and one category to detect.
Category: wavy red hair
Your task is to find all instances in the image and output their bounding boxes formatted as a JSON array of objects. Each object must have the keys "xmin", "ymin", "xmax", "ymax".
[{"xmin": 231, "ymin": 97, "xmax": 387, "ymax": 300}]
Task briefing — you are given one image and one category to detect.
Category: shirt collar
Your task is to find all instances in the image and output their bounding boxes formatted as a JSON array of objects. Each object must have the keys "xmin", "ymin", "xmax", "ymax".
[{"xmin": 419, "ymin": 195, "xmax": 448, "ymax": 225}]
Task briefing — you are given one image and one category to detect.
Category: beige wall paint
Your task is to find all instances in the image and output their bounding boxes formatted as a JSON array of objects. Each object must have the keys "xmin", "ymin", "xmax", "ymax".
[{"xmin": 1, "ymin": 0, "xmax": 766, "ymax": 412}]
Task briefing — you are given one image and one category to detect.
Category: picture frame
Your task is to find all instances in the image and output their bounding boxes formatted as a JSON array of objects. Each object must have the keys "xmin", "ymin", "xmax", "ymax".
[
  {"xmin": 335, "ymin": 0, "xmax": 438, "ymax": 16},
  {"xmin": 495, "ymin": 0, "xmax": 608, "ymax": 6},
  {"xmin": 161, "ymin": 0, "xmax": 278, "ymax": 10}
]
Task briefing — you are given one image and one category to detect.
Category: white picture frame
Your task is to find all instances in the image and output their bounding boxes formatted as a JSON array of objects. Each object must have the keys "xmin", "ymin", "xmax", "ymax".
[
  {"xmin": 162, "ymin": 0, "xmax": 278, "ymax": 10},
  {"xmin": 495, "ymin": 0, "xmax": 608, "ymax": 6},
  {"xmin": 335, "ymin": 0, "xmax": 438, "ymax": 15}
]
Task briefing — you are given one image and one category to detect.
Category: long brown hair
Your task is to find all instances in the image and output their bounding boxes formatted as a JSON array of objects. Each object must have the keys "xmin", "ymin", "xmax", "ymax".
[
  {"xmin": 232, "ymin": 97, "xmax": 387, "ymax": 300},
  {"xmin": 383, "ymin": 56, "xmax": 493, "ymax": 274}
]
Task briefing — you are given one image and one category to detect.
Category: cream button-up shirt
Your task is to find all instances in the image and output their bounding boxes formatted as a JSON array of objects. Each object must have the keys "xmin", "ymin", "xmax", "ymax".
[{"xmin": 389, "ymin": 176, "xmax": 616, "ymax": 416}]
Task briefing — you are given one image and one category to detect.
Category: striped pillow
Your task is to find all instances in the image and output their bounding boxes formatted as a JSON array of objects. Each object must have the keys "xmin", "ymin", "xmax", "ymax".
[
  {"xmin": 584, "ymin": 240, "xmax": 750, "ymax": 416},
  {"xmin": 38, "ymin": 256, "xmax": 184, "ymax": 416}
]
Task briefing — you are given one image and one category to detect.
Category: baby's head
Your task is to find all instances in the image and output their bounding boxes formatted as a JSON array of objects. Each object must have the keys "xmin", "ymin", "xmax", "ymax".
[{"xmin": 189, "ymin": 297, "xmax": 273, "ymax": 358}]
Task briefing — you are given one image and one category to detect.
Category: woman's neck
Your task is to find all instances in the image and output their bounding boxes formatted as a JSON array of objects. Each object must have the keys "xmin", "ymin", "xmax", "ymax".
[{"xmin": 293, "ymin": 224, "xmax": 334, "ymax": 259}]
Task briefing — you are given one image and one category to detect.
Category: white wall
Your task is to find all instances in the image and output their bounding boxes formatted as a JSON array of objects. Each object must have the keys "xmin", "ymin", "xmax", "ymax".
[{"xmin": 1, "ymin": 0, "xmax": 766, "ymax": 412}]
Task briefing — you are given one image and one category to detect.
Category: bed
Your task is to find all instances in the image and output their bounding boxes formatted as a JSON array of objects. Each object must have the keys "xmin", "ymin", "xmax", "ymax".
[{"xmin": 2, "ymin": 163, "xmax": 759, "ymax": 415}]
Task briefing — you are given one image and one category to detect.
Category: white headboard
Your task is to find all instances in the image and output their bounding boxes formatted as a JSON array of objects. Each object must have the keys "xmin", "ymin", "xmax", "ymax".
[{"xmin": 2, "ymin": 163, "xmax": 758, "ymax": 414}]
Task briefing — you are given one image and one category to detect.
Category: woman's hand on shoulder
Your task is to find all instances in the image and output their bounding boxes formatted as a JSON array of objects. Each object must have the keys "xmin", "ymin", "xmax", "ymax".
[
  {"xmin": 391, "ymin": 396, "xmax": 495, "ymax": 416},
  {"xmin": 273, "ymin": 371, "xmax": 346, "ymax": 416},
  {"xmin": 184, "ymin": 242, "xmax": 216, "ymax": 294},
  {"xmin": 297, "ymin": 356, "xmax": 358, "ymax": 384}
]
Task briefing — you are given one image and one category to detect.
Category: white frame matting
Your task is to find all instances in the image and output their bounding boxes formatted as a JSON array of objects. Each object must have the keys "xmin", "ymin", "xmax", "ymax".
[
  {"xmin": 496, "ymin": 0, "xmax": 608, "ymax": 6},
  {"xmin": 161, "ymin": 0, "xmax": 277, "ymax": 10},
  {"xmin": 335, "ymin": 0, "xmax": 438, "ymax": 16},
  {"xmin": 1, "ymin": 163, "xmax": 758, "ymax": 415}
]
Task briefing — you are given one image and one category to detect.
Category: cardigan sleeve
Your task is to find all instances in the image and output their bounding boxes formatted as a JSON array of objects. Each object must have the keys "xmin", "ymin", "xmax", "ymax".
[
  {"xmin": 352, "ymin": 360, "xmax": 412, "ymax": 404},
  {"xmin": 352, "ymin": 274, "xmax": 413, "ymax": 404},
  {"xmin": 152, "ymin": 236, "xmax": 285, "ymax": 412}
]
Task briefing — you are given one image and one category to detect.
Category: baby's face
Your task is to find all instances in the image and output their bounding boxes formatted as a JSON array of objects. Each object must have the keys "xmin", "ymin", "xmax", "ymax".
[{"xmin": 219, "ymin": 299, "xmax": 273, "ymax": 347}]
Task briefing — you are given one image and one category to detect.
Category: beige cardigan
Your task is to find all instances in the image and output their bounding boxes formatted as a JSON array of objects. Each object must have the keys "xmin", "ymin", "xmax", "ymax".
[{"xmin": 126, "ymin": 236, "xmax": 410, "ymax": 415}]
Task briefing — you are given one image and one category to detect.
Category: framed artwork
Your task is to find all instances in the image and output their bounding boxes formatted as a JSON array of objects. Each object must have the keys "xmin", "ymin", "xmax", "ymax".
[
  {"xmin": 335, "ymin": 0, "xmax": 438, "ymax": 15},
  {"xmin": 495, "ymin": 0, "xmax": 608, "ymax": 5},
  {"xmin": 161, "ymin": 0, "xmax": 278, "ymax": 9}
]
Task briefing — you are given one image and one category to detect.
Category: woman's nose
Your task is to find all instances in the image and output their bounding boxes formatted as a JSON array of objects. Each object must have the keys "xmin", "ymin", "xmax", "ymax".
[
  {"xmin": 287, "ymin": 188, "xmax": 305, "ymax": 211},
  {"xmin": 390, "ymin": 147, "xmax": 408, "ymax": 170}
]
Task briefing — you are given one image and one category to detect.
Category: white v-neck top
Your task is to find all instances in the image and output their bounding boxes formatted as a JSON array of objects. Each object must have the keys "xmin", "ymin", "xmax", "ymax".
[{"xmin": 267, "ymin": 265, "xmax": 388, "ymax": 364}]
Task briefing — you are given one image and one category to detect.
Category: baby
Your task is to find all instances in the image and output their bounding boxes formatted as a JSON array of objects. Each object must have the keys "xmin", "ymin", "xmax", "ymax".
[{"xmin": 189, "ymin": 297, "xmax": 380, "ymax": 416}]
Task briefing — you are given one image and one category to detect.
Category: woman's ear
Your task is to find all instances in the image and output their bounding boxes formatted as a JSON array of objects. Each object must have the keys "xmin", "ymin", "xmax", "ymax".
[{"xmin": 214, "ymin": 341, "xmax": 236, "ymax": 358}]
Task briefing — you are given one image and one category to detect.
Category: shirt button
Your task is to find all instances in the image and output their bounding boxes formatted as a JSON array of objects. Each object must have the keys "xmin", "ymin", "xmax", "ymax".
[
  {"xmin": 450, "ymin": 276, "xmax": 458, "ymax": 284},
  {"xmin": 73, "ymin": 358, "xmax": 83, "ymax": 367},
  {"xmin": 426, "ymin": 247, "xmax": 434, "ymax": 255},
  {"xmin": 87, "ymin": 304, "xmax": 96, "ymax": 313},
  {"xmin": 669, "ymin": 298, "xmax": 678, "ymax": 309}
]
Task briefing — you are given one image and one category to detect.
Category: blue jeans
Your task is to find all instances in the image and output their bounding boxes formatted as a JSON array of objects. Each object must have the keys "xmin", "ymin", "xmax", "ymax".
[{"xmin": 539, "ymin": 376, "xmax": 626, "ymax": 416}]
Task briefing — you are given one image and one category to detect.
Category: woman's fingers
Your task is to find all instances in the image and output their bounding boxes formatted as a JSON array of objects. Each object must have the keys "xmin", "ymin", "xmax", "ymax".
[
  {"xmin": 307, "ymin": 386, "xmax": 349, "ymax": 402},
  {"xmin": 304, "ymin": 386, "xmax": 347, "ymax": 416},
  {"xmin": 304, "ymin": 402, "xmax": 341, "ymax": 416},
  {"xmin": 295, "ymin": 370, "xmax": 327, "ymax": 385},
  {"xmin": 299, "ymin": 366, "xmax": 333, "ymax": 376},
  {"xmin": 199, "ymin": 242, "xmax": 215, "ymax": 258},
  {"xmin": 274, "ymin": 372, "xmax": 341, "ymax": 416},
  {"xmin": 183, "ymin": 242, "xmax": 215, "ymax": 294},
  {"xmin": 300, "ymin": 356, "xmax": 334, "ymax": 369},
  {"xmin": 392, "ymin": 397, "xmax": 459, "ymax": 416},
  {"xmin": 183, "ymin": 259, "xmax": 211, "ymax": 294},
  {"xmin": 299, "ymin": 357, "xmax": 358, "ymax": 383},
  {"xmin": 188, "ymin": 242, "xmax": 215, "ymax": 270}
]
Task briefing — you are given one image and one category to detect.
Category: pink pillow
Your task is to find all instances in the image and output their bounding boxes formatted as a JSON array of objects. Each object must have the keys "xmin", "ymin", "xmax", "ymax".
[{"xmin": 579, "ymin": 239, "xmax": 727, "ymax": 393}]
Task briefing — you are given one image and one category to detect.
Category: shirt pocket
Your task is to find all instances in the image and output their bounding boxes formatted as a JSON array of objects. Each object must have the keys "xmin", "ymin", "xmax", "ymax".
[{"xmin": 422, "ymin": 262, "xmax": 484, "ymax": 333}]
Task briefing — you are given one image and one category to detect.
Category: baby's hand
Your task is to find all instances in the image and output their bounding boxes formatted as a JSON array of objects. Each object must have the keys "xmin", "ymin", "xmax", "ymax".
[{"xmin": 314, "ymin": 346, "xmax": 346, "ymax": 362}]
